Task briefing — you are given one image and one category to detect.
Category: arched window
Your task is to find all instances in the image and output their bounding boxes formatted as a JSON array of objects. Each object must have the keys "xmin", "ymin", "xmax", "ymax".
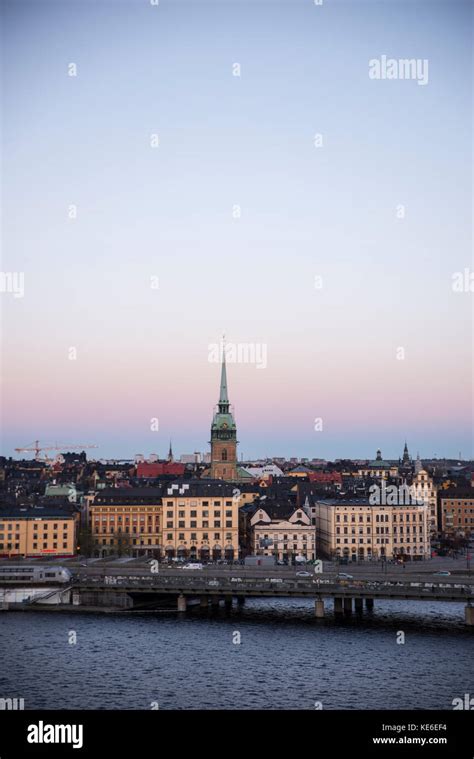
[{"xmin": 222, "ymin": 449, "xmax": 227, "ymax": 461}]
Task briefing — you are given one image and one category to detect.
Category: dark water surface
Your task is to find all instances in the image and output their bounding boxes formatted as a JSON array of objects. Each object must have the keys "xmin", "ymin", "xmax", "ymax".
[{"xmin": 1, "ymin": 599, "xmax": 473, "ymax": 710}]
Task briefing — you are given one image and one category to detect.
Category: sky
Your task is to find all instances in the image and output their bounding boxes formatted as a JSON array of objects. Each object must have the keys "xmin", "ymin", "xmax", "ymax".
[{"xmin": 0, "ymin": 0, "xmax": 472, "ymax": 462}]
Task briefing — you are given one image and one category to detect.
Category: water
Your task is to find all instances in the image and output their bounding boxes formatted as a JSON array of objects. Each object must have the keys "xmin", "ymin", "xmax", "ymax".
[{"xmin": 1, "ymin": 599, "xmax": 473, "ymax": 710}]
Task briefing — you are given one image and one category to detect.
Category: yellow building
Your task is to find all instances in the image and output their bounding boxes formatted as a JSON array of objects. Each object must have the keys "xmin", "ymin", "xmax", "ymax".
[
  {"xmin": 162, "ymin": 480, "xmax": 239, "ymax": 561},
  {"xmin": 90, "ymin": 488, "xmax": 162, "ymax": 557},
  {"xmin": 315, "ymin": 498, "xmax": 430, "ymax": 561},
  {"xmin": 0, "ymin": 504, "xmax": 78, "ymax": 558}
]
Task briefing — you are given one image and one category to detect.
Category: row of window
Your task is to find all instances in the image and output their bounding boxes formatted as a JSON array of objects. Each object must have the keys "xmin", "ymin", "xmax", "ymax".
[
  {"xmin": 0, "ymin": 523, "xmax": 70, "ymax": 530},
  {"xmin": 166, "ymin": 520, "xmax": 233, "ymax": 529},
  {"xmin": 335, "ymin": 537, "xmax": 424, "ymax": 545},
  {"xmin": 335, "ymin": 513, "xmax": 424, "ymax": 523},
  {"xmin": 0, "ymin": 543, "xmax": 69, "ymax": 550},
  {"xmin": 167, "ymin": 510, "xmax": 233, "ymax": 518},
  {"xmin": 165, "ymin": 501, "xmax": 234, "ymax": 507}
]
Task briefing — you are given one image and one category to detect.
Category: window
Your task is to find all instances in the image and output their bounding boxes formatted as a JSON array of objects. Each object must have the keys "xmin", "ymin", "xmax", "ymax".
[
  {"xmin": 167, "ymin": 511, "xmax": 173, "ymax": 518},
  {"xmin": 222, "ymin": 449, "xmax": 228, "ymax": 461},
  {"xmin": 214, "ymin": 521, "xmax": 221, "ymax": 528}
]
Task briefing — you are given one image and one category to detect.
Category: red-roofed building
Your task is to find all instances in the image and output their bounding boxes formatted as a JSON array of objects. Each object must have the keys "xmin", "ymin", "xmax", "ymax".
[
  {"xmin": 136, "ymin": 462, "xmax": 185, "ymax": 478},
  {"xmin": 307, "ymin": 471, "xmax": 342, "ymax": 486}
]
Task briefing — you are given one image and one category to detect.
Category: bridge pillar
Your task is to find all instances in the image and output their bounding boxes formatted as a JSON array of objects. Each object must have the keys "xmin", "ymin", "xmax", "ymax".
[
  {"xmin": 366, "ymin": 598, "xmax": 374, "ymax": 612},
  {"xmin": 72, "ymin": 592, "xmax": 81, "ymax": 606},
  {"xmin": 237, "ymin": 596, "xmax": 245, "ymax": 607},
  {"xmin": 177, "ymin": 594, "xmax": 187, "ymax": 613},
  {"xmin": 199, "ymin": 596, "xmax": 208, "ymax": 609},
  {"xmin": 354, "ymin": 598, "xmax": 363, "ymax": 615},
  {"xmin": 465, "ymin": 605, "xmax": 474, "ymax": 626},
  {"xmin": 314, "ymin": 599, "xmax": 325, "ymax": 618},
  {"xmin": 211, "ymin": 596, "xmax": 220, "ymax": 608},
  {"xmin": 343, "ymin": 597, "xmax": 352, "ymax": 615},
  {"xmin": 334, "ymin": 597, "xmax": 343, "ymax": 615},
  {"xmin": 224, "ymin": 595, "xmax": 233, "ymax": 610}
]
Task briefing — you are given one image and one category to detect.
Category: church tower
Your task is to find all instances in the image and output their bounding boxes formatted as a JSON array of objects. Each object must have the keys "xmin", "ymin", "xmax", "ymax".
[{"xmin": 210, "ymin": 342, "xmax": 238, "ymax": 480}]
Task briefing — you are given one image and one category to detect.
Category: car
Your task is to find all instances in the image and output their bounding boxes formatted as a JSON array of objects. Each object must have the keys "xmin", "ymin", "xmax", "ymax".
[
  {"xmin": 182, "ymin": 563, "xmax": 203, "ymax": 570},
  {"xmin": 296, "ymin": 571, "xmax": 311, "ymax": 577},
  {"xmin": 337, "ymin": 573, "xmax": 354, "ymax": 580},
  {"xmin": 434, "ymin": 570, "xmax": 451, "ymax": 576}
]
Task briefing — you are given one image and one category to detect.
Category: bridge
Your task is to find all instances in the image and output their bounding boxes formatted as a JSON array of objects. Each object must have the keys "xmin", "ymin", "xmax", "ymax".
[{"xmin": 69, "ymin": 570, "xmax": 474, "ymax": 625}]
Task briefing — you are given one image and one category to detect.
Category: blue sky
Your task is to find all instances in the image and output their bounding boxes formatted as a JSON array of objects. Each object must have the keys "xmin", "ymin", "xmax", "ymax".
[{"xmin": 1, "ymin": 0, "xmax": 472, "ymax": 461}]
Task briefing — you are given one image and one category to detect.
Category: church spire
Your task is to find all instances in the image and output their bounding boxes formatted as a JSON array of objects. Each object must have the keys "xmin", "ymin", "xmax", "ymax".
[
  {"xmin": 167, "ymin": 440, "xmax": 173, "ymax": 462},
  {"xmin": 218, "ymin": 335, "xmax": 229, "ymax": 411}
]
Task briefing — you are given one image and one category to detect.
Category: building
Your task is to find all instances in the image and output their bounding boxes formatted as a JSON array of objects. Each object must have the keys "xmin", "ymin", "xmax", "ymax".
[
  {"xmin": 246, "ymin": 497, "xmax": 316, "ymax": 563},
  {"xmin": 90, "ymin": 487, "xmax": 163, "ymax": 557},
  {"xmin": 162, "ymin": 480, "xmax": 239, "ymax": 561},
  {"xmin": 209, "ymin": 347, "xmax": 238, "ymax": 480},
  {"xmin": 439, "ymin": 489, "xmax": 474, "ymax": 536},
  {"xmin": 358, "ymin": 450, "xmax": 398, "ymax": 480},
  {"xmin": 315, "ymin": 498, "xmax": 430, "ymax": 561},
  {"xmin": 411, "ymin": 468, "xmax": 438, "ymax": 534},
  {"xmin": 136, "ymin": 461, "xmax": 185, "ymax": 478},
  {"xmin": 0, "ymin": 502, "xmax": 79, "ymax": 558}
]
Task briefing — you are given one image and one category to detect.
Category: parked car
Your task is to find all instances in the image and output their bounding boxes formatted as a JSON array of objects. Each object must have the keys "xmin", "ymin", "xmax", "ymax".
[
  {"xmin": 337, "ymin": 573, "xmax": 354, "ymax": 580},
  {"xmin": 183, "ymin": 563, "xmax": 203, "ymax": 570},
  {"xmin": 434, "ymin": 570, "xmax": 451, "ymax": 576},
  {"xmin": 296, "ymin": 571, "xmax": 311, "ymax": 577}
]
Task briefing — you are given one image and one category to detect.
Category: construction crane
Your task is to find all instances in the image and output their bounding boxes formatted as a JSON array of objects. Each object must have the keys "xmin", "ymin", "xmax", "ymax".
[{"xmin": 15, "ymin": 440, "xmax": 98, "ymax": 462}]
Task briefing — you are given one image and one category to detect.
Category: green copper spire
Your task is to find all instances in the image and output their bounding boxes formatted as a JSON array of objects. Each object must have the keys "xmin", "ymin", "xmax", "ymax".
[{"xmin": 219, "ymin": 338, "xmax": 229, "ymax": 410}]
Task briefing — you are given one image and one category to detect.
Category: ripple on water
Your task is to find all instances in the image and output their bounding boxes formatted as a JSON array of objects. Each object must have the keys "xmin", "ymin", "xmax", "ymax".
[{"xmin": 1, "ymin": 599, "xmax": 473, "ymax": 709}]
